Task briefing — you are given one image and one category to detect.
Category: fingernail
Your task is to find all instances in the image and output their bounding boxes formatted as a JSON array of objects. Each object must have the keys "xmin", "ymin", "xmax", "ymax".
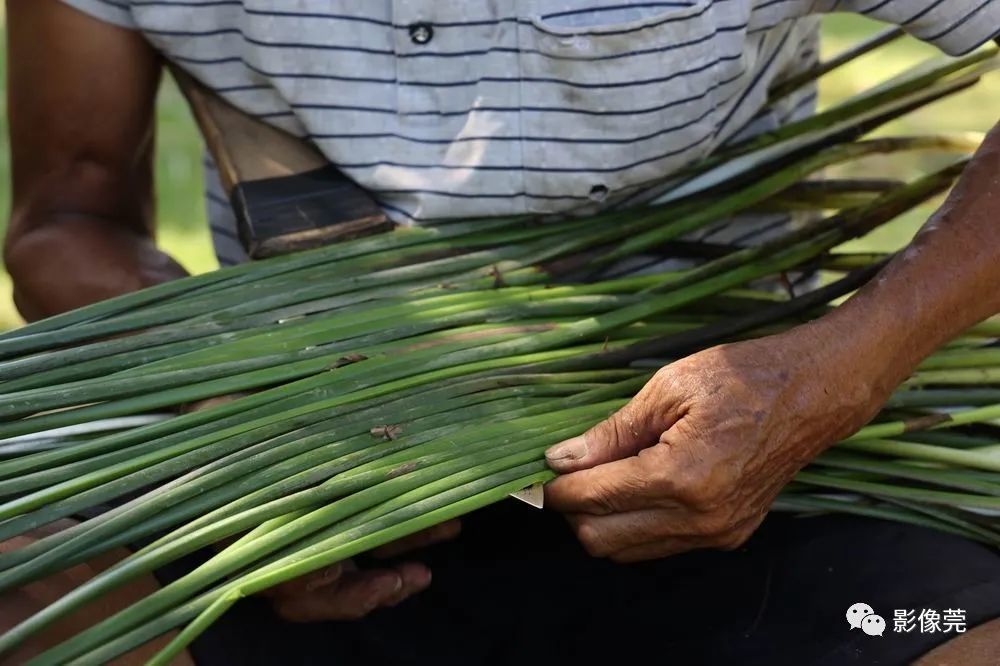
[
  {"xmin": 305, "ymin": 564, "xmax": 341, "ymax": 592},
  {"xmin": 546, "ymin": 436, "xmax": 587, "ymax": 463},
  {"xmin": 417, "ymin": 567, "xmax": 432, "ymax": 587},
  {"xmin": 388, "ymin": 573, "xmax": 403, "ymax": 593}
]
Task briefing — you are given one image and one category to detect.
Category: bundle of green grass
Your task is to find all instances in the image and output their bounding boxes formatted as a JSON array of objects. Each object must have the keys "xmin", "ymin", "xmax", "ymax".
[{"xmin": 1, "ymin": 34, "xmax": 999, "ymax": 664}]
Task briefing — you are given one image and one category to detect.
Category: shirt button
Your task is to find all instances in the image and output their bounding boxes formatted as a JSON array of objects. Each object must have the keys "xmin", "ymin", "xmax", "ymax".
[
  {"xmin": 408, "ymin": 23, "xmax": 434, "ymax": 45},
  {"xmin": 589, "ymin": 184, "xmax": 609, "ymax": 202}
]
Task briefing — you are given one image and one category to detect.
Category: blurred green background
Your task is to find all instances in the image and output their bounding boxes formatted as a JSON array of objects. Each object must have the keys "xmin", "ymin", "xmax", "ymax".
[{"xmin": 0, "ymin": 12, "xmax": 997, "ymax": 330}]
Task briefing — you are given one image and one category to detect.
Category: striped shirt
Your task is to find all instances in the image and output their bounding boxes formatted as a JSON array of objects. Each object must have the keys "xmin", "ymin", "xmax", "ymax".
[{"xmin": 65, "ymin": 1, "xmax": 999, "ymax": 267}]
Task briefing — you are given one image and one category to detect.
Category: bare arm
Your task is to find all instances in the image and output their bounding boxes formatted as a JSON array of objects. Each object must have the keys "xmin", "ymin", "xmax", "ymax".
[
  {"xmin": 817, "ymin": 121, "xmax": 1000, "ymax": 400},
  {"xmin": 4, "ymin": 3, "xmax": 457, "ymax": 626},
  {"xmin": 545, "ymin": 121, "xmax": 1000, "ymax": 561},
  {"xmin": 3, "ymin": 0, "xmax": 187, "ymax": 322}
]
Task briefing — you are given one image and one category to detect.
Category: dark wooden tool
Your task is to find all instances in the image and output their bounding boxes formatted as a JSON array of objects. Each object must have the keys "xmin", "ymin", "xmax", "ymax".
[{"xmin": 169, "ymin": 65, "xmax": 393, "ymax": 258}]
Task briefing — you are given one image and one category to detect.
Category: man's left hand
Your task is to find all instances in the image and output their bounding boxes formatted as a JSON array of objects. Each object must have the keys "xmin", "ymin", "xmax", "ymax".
[{"xmin": 544, "ymin": 328, "xmax": 881, "ymax": 562}]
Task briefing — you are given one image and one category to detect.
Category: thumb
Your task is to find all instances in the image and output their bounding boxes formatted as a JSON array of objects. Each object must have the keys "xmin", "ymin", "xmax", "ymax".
[{"xmin": 545, "ymin": 372, "xmax": 682, "ymax": 473}]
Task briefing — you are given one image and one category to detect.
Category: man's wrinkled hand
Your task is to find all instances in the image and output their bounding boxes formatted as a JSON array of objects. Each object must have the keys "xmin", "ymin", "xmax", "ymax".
[
  {"xmin": 260, "ymin": 519, "xmax": 461, "ymax": 621},
  {"xmin": 544, "ymin": 330, "xmax": 882, "ymax": 562}
]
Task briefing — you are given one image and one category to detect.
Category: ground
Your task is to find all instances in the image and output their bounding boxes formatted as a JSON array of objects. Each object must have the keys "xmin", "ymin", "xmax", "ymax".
[{"xmin": 0, "ymin": 12, "xmax": 997, "ymax": 330}]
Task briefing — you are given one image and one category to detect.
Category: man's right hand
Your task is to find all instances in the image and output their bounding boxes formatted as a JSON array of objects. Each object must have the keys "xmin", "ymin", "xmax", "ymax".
[
  {"xmin": 4, "ymin": 0, "xmax": 185, "ymax": 322},
  {"xmin": 261, "ymin": 521, "xmax": 461, "ymax": 622}
]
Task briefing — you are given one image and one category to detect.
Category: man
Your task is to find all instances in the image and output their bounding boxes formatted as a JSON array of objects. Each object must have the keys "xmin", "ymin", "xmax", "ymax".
[{"xmin": 3, "ymin": 0, "xmax": 1000, "ymax": 664}]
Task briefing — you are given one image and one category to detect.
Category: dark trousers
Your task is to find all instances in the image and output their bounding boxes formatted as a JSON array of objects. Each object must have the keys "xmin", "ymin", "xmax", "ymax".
[{"xmin": 163, "ymin": 503, "xmax": 1000, "ymax": 666}]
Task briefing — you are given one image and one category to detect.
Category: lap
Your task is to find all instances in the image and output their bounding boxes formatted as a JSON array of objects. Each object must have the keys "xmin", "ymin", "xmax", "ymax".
[
  {"xmin": 0, "ymin": 519, "xmax": 194, "ymax": 666},
  {"xmin": 181, "ymin": 504, "xmax": 1000, "ymax": 666}
]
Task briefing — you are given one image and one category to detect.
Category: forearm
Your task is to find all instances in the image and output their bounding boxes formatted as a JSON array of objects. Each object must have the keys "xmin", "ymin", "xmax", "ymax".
[
  {"xmin": 4, "ymin": 122, "xmax": 186, "ymax": 321},
  {"xmin": 807, "ymin": 121, "xmax": 1000, "ymax": 407},
  {"xmin": 4, "ymin": 0, "xmax": 184, "ymax": 322}
]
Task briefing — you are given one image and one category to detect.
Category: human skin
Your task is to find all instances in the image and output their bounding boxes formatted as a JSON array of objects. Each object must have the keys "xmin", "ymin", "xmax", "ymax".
[
  {"xmin": 5, "ymin": 0, "xmax": 1000, "ymax": 656},
  {"xmin": 544, "ymin": 120, "xmax": 1000, "ymax": 561},
  {"xmin": 2, "ymin": 0, "xmax": 457, "ymax": 628}
]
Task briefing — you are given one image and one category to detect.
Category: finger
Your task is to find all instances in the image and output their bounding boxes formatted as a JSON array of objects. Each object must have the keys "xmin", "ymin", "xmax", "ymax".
[
  {"xmin": 272, "ymin": 569, "xmax": 405, "ymax": 622},
  {"xmin": 181, "ymin": 392, "xmax": 250, "ymax": 414},
  {"xmin": 565, "ymin": 506, "xmax": 765, "ymax": 560},
  {"xmin": 544, "ymin": 369, "xmax": 685, "ymax": 473},
  {"xmin": 378, "ymin": 562, "xmax": 433, "ymax": 607},
  {"xmin": 545, "ymin": 451, "xmax": 672, "ymax": 515},
  {"xmin": 608, "ymin": 537, "xmax": 706, "ymax": 563},
  {"xmin": 261, "ymin": 563, "xmax": 345, "ymax": 599},
  {"xmin": 564, "ymin": 509, "xmax": 681, "ymax": 557},
  {"xmin": 370, "ymin": 519, "xmax": 461, "ymax": 559},
  {"xmin": 606, "ymin": 514, "xmax": 765, "ymax": 563}
]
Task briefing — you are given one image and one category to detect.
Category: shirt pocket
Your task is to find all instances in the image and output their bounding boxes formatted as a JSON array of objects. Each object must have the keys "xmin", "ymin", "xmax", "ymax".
[{"xmin": 515, "ymin": 0, "xmax": 726, "ymax": 213}]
